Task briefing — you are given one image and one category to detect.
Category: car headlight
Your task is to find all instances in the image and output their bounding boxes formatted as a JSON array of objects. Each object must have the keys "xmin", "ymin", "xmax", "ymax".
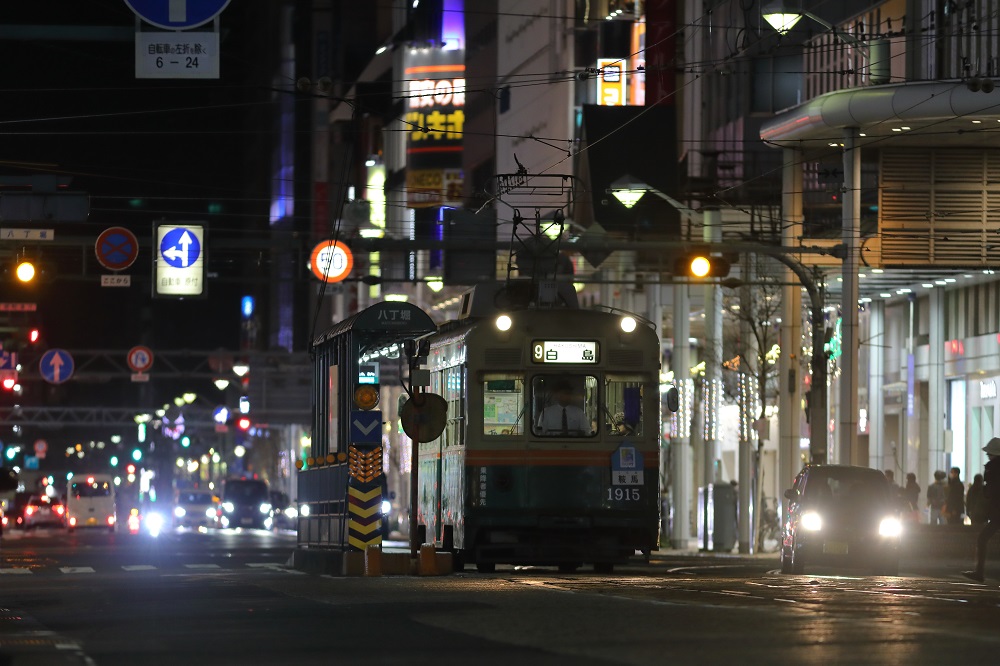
[
  {"xmin": 174, "ymin": 507, "xmax": 186, "ymax": 518},
  {"xmin": 205, "ymin": 508, "xmax": 217, "ymax": 518},
  {"xmin": 284, "ymin": 506, "xmax": 298, "ymax": 519},
  {"xmin": 259, "ymin": 503, "xmax": 272, "ymax": 514},
  {"xmin": 381, "ymin": 500, "xmax": 391, "ymax": 516},
  {"xmin": 145, "ymin": 512, "xmax": 165, "ymax": 537},
  {"xmin": 879, "ymin": 516, "xmax": 902, "ymax": 537},
  {"xmin": 222, "ymin": 502, "xmax": 235, "ymax": 513},
  {"xmin": 800, "ymin": 511, "xmax": 823, "ymax": 531}
]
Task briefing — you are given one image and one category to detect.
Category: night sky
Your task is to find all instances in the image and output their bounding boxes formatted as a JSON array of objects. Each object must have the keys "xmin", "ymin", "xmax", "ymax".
[{"xmin": 0, "ymin": 2, "xmax": 286, "ymax": 449}]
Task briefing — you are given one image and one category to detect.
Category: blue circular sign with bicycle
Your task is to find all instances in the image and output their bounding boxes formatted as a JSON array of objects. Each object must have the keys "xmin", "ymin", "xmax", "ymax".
[
  {"xmin": 125, "ymin": 0, "xmax": 232, "ymax": 30},
  {"xmin": 159, "ymin": 227, "xmax": 202, "ymax": 268}
]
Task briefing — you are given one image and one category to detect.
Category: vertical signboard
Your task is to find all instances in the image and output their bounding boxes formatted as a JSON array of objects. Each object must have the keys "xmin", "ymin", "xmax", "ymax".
[
  {"xmin": 154, "ymin": 223, "xmax": 206, "ymax": 297},
  {"xmin": 597, "ymin": 58, "xmax": 627, "ymax": 106},
  {"xmin": 403, "ymin": 48, "xmax": 465, "ymax": 208}
]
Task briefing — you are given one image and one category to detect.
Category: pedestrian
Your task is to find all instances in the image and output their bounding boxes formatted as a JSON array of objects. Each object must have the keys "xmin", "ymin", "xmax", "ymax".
[
  {"xmin": 927, "ymin": 470, "xmax": 947, "ymax": 525},
  {"xmin": 967, "ymin": 473, "xmax": 988, "ymax": 525},
  {"xmin": 963, "ymin": 438, "xmax": 1000, "ymax": 582},
  {"xmin": 902, "ymin": 472, "xmax": 921, "ymax": 522},
  {"xmin": 944, "ymin": 466, "xmax": 966, "ymax": 525}
]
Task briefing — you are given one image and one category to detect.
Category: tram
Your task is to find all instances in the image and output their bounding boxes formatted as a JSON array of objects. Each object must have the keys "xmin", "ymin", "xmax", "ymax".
[{"xmin": 415, "ymin": 281, "xmax": 662, "ymax": 573}]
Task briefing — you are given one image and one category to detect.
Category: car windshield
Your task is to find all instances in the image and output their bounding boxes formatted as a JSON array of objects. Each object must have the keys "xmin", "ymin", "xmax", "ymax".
[
  {"xmin": 225, "ymin": 482, "xmax": 268, "ymax": 503},
  {"xmin": 806, "ymin": 468, "xmax": 891, "ymax": 510},
  {"xmin": 178, "ymin": 492, "xmax": 214, "ymax": 505}
]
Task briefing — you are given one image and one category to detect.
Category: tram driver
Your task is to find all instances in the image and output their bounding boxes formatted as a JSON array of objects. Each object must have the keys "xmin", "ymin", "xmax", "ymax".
[{"xmin": 535, "ymin": 379, "xmax": 592, "ymax": 436}]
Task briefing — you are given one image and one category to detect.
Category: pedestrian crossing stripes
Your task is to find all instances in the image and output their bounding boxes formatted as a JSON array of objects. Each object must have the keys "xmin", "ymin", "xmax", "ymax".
[{"xmin": 0, "ymin": 562, "xmax": 291, "ymax": 575}]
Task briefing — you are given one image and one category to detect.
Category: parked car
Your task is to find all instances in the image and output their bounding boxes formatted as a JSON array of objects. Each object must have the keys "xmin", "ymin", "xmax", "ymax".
[
  {"xmin": 780, "ymin": 464, "xmax": 902, "ymax": 575},
  {"xmin": 173, "ymin": 490, "xmax": 219, "ymax": 529},
  {"xmin": 23, "ymin": 495, "xmax": 67, "ymax": 529},
  {"xmin": 218, "ymin": 478, "xmax": 272, "ymax": 530}
]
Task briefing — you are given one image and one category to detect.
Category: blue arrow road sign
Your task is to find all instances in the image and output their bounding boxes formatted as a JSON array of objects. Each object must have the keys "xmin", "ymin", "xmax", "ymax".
[
  {"xmin": 159, "ymin": 226, "xmax": 202, "ymax": 268},
  {"xmin": 39, "ymin": 349, "xmax": 74, "ymax": 385},
  {"xmin": 125, "ymin": 0, "xmax": 231, "ymax": 30},
  {"xmin": 350, "ymin": 410, "xmax": 383, "ymax": 444}
]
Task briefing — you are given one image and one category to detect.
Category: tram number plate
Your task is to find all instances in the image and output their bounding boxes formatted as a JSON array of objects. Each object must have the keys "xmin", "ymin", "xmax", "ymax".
[
  {"xmin": 823, "ymin": 541, "xmax": 849, "ymax": 555},
  {"xmin": 607, "ymin": 487, "xmax": 641, "ymax": 501}
]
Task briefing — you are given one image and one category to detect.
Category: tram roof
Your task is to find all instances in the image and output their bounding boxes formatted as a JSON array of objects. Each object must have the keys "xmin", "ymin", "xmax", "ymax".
[{"xmin": 313, "ymin": 300, "xmax": 438, "ymax": 351}]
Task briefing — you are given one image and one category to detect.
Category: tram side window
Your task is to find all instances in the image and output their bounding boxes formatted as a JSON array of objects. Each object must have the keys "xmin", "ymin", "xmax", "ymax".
[
  {"xmin": 483, "ymin": 374, "xmax": 524, "ymax": 436},
  {"xmin": 605, "ymin": 375, "xmax": 645, "ymax": 436},
  {"xmin": 532, "ymin": 375, "xmax": 597, "ymax": 437}
]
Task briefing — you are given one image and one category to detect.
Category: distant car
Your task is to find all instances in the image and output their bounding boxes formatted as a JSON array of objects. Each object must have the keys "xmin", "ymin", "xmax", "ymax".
[
  {"xmin": 218, "ymin": 478, "xmax": 272, "ymax": 530},
  {"xmin": 23, "ymin": 495, "xmax": 67, "ymax": 529},
  {"xmin": 7, "ymin": 492, "xmax": 32, "ymax": 529},
  {"xmin": 780, "ymin": 464, "xmax": 902, "ymax": 575},
  {"xmin": 173, "ymin": 490, "xmax": 219, "ymax": 529},
  {"xmin": 269, "ymin": 491, "xmax": 296, "ymax": 531}
]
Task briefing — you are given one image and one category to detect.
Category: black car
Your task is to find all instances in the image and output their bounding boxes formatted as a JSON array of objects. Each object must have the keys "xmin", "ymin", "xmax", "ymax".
[
  {"xmin": 780, "ymin": 465, "xmax": 902, "ymax": 575},
  {"xmin": 219, "ymin": 479, "xmax": 272, "ymax": 530}
]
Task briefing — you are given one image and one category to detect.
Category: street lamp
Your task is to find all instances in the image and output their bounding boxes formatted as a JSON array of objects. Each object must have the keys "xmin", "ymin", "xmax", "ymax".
[{"xmin": 762, "ymin": 3, "xmax": 864, "ymax": 47}]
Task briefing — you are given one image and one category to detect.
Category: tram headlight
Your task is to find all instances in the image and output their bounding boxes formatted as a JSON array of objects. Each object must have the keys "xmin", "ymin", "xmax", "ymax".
[
  {"xmin": 495, "ymin": 314, "xmax": 512, "ymax": 331},
  {"xmin": 620, "ymin": 316, "xmax": 637, "ymax": 333}
]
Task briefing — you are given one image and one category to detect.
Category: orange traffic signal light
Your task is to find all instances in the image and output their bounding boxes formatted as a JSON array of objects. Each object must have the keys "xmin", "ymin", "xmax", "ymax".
[{"xmin": 673, "ymin": 251, "xmax": 731, "ymax": 279}]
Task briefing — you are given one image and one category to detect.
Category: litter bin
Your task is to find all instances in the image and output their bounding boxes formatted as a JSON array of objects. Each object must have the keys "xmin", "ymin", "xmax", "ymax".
[{"xmin": 697, "ymin": 483, "xmax": 737, "ymax": 552}]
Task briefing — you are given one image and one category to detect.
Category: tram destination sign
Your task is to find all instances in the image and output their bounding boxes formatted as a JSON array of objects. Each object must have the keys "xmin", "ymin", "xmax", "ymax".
[{"xmin": 531, "ymin": 340, "xmax": 599, "ymax": 364}]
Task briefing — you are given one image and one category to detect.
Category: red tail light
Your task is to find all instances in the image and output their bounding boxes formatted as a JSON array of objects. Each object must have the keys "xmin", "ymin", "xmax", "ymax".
[
  {"xmin": 54, "ymin": 505, "xmax": 65, "ymax": 516},
  {"xmin": 25, "ymin": 506, "xmax": 35, "ymax": 516}
]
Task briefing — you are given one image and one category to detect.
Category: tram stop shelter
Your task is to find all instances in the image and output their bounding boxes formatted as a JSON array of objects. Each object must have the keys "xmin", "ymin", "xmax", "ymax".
[{"xmin": 294, "ymin": 300, "xmax": 437, "ymax": 574}]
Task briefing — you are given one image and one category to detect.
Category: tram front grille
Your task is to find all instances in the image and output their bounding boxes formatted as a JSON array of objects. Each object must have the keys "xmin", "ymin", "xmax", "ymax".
[
  {"xmin": 485, "ymin": 348, "xmax": 522, "ymax": 366},
  {"xmin": 608, "ymin": 349, "xmax": 644, "ymax": 367}
]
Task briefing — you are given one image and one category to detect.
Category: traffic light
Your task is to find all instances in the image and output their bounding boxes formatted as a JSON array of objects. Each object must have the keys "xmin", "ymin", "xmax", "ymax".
[
  {"xmin": 180, "ymin": 435, "xmax": 191, "ymax": 448},
  {"xmin": 14, "ymin": 258, "xmax": 36, "ymax": 283},
  {"xmin": 673, "ymin": 250, "xmax": 731, "ymax": 279},
  {"xmin": 1, "ymin": 374, "xmax": 16, "ymax": 390},
  {"xmin": 28, "ymin": 328, "xmax": 40, "ymax": 344},
  {"xmin": 236, "ymin": 416, "xmax": 252, "ymax": 431}
]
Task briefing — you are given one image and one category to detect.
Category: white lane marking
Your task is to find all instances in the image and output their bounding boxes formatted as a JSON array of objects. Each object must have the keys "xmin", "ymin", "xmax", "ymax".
[
  {"xmin": 246, "ymin": 562, "xmax": 283, "ymax": 568},
  {"xmin": 122, "ymin": 565, "xmax": 158, "ymax": 571},
  {"xmin": 0, "ymin": 568, "xmax": 33, "ymax": 575},
  {"xmin": 184, "ymin": 564, "xmax": 221, "ymax": 569},
  {"xmin": 60, "ymin": 567, "xmax": 96, "ymax": 574}
]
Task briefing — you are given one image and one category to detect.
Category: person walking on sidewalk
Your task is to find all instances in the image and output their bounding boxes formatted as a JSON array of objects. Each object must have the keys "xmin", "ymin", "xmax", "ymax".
[
  {"xmin": 963, "ymin": 438, "xmax": 1000, "ymax": 582},
  {"xmin": 944, "ymin": 466, "xmax": 966, "ymax": 524},
  {"xmin": 927, "ymin": 471, "xmax": 948, "ymax": 525}
]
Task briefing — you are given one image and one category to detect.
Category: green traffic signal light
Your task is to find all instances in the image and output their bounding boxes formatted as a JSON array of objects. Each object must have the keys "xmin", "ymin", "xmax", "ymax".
[{"xmin": 180, "ymin": 435, "xmax": 191, "ymax": 448}]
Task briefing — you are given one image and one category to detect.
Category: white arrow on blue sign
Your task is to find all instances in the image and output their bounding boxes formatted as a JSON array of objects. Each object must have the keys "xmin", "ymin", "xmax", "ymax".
[
  {"xmin": 159, "ymin": 227, "xmax": 201, "ymax": 268},
  {"xmin": 350, "ymin": 410, "xmax": 383, "ymax": 444},
  {"xmin": 125, "ymin": 0, "xmax": 232, "ymax": 30},
  {"xmin": 39, "ymin": 349, "xmax": 74, "ymax": 385}
]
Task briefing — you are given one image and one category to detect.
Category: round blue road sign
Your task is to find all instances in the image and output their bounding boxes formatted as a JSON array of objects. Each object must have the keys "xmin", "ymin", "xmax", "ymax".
[
  {"xmin": 125, "ymin": 0, "xmax": 232, "ymax": 30},
  {"xmin": 159, "ymin": 227, "xmax": 202, "ymax": 268},
  {"xmin": 95, "ymin": 227, "xmax": 139, "ymax": 271},
  {"xmin": 39, "ymin": 349, "xmax": 74, "ymax": 385}
]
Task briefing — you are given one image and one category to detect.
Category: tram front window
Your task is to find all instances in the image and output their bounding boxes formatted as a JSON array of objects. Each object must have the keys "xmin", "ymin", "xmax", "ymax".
[
  {"xmin": 483, "ymin": 374, "xmax": 524, "ymax": 436},
  {"xmin": 605, "ymin": 376, "xmax": 644, "ymax": 436},
  {"xmin": 532, "ymin": 375, "xmax": 597, "ymax": 437}
]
